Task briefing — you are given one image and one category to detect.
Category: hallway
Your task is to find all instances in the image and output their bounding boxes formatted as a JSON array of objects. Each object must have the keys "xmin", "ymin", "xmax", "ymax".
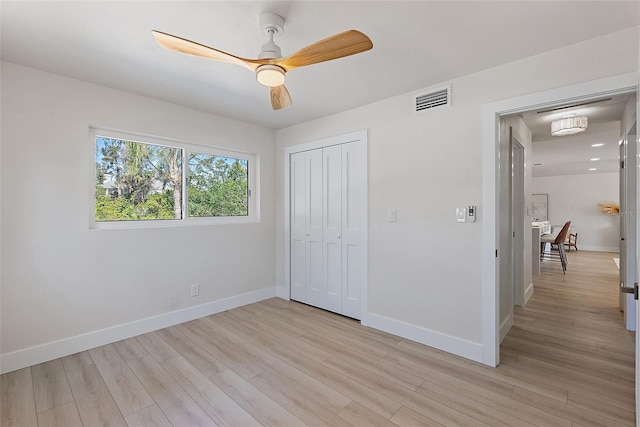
[{"xmin": 501, "ymin": 250, "xmax": 635, "ymax": 425}]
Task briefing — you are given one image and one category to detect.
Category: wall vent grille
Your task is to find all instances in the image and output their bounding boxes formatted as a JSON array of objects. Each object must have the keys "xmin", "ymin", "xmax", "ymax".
[{"xmin": 414, "ymin": 86, "xmax": 451, "ymax": 112}]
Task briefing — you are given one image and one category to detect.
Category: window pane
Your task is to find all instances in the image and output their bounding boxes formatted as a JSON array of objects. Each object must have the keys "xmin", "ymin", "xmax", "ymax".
[
  {"xmin": 188, "ymin": 152, "xmax": 249, "ymax": 217},
  {"xmin": 95, "ymin": 137, "xmax": 183, "ymax": 221}
]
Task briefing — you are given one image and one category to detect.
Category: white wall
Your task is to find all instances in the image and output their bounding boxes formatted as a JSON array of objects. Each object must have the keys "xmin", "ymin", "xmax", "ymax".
[
  {"xmin": 0, "ymin": 62, "xmax": 277, "ymax": 371},
  {"xmin": 532, "ymin": 173, "xmax": 619, "ymax": 252},
  {"xmin": 275, "ymin": 27, "xmax": 638, "ymax": 361}
]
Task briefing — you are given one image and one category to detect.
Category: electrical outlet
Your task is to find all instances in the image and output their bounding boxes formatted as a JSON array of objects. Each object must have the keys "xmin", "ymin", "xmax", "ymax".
[{"xmin": 190, "ymin": 283, "xmax": 199, "ymax": 297}]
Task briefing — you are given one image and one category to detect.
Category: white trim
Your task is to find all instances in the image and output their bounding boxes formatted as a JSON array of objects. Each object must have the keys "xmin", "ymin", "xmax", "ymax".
[
  {"xmin": 524, "ymin": 283, "xmax": 534, "ymax": 305},
  {"xmin": 482, "ymin": 72, "xmax": 638, "ymax": 367},
  {"xmin": 635, "ymin": 62, "xmax": 640, "ymax": 418},
  {"xmin": 574, "ymin": 245, "xmax": 620, "ymax": 253},
  {"xmin": 362, "ymin": 313, "xmax": 483, "ymax": 363},
  {"xmin": 285, "ymin": 130, "xmax": 367, "ymax": 154},
  {"xmin": 90, "ymin": 127, "xmax": 260, "ymax": 157},
  {"xmin": 626, "ymin": 294, "xmax": 637, "ymax": 331},
  {"xmin": 0, "ymin": 286, "xmax": 276, "ymax": 374},
  {"xmin": 283, "ymin": 130, "xmax": 368, "ymax": 319},
  {"xmin": 499, "ymin": 314, "xmax": 513, "ymax": 344},
  {"xmin": 482, "ymin": 104, "xmax": 499, "ymax": 367}
]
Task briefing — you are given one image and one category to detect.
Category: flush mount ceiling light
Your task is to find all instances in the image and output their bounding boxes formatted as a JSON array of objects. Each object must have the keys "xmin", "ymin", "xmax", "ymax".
[
  {"xmin": 256, "ymin": 65, "xmax": 286, "ymax": 87},
  {"xmin": 551, "ymin": 115, "xmax": 588, "ymax": 136},
  {"xmin": 591, "ymin": 143, "xmax": 604, "ymax": 147}
]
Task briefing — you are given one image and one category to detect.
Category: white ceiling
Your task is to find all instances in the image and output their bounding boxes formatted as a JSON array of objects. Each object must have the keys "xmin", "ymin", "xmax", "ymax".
[
  {"xmin": 518, "ymin": 94, "xmax": 635, "ymax": 177},
  {"xmin": 1, "ymin": 1, "xmax": 638, "ymax": 130}
]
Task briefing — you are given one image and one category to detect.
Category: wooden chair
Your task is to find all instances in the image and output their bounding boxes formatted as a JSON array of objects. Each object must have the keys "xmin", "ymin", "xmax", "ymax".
[
  {"xmin": 565, "ymin": 232, "xmax": 578, "ymax": 251},
  {"xmin": 540, "ymin": 221, "xmax": 571, "ymax": 274}
]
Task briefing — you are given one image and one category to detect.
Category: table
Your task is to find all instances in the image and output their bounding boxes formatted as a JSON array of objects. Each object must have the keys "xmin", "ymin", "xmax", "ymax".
[{"xmin": 532, "ymin": 221, "xmax": 551, "ymax": 275}]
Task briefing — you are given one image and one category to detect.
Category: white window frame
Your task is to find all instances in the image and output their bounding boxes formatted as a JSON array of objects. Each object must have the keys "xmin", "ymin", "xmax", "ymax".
[{"xmin": 90, "ymin": 128, "xmax": 259, "ymax": 229}]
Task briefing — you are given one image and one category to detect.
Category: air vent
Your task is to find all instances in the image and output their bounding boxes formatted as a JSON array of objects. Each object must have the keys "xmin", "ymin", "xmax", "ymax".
[{"xmin": 414, "ymin": 85, "xmax": 451, "ymax": 113}]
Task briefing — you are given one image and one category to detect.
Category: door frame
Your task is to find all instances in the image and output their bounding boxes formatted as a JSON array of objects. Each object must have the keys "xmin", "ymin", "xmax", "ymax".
[
  {"xmin": 481, "ymin": 72, "xmax": 638, "ymax": 367},
  {"xmin": 511, "ymin": 136, "xmax": 526, "ymax": 308},
  {"xmin": 621, "ymin": 122, "xmax": 638, "ymax": 331},
  {"xmin": 282, "ymin": 130, "xmax": 369, "ymax": 319},
  {"xmin": 635, "ymin": 64, "xmax": 639, "ymax": 422}
]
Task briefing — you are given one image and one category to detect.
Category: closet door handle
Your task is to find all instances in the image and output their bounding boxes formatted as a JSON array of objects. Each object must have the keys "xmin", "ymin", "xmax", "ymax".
[{"xmin": 337, "ymin": 235, "xmax": 341, "ymax": 239}]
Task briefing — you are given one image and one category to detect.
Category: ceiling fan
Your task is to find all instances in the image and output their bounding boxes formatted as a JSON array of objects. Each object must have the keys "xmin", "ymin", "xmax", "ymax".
[{"xmin": 152, "ymin": 13, "xmax": 373, "ymax": 110}]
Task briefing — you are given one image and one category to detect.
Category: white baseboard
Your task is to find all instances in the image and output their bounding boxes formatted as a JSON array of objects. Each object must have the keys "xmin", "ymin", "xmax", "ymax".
[
  {"xmin": 625, "ymin": 293, "xmax": 636, "ymax": 332},
  {"xmin": 574, "ymin": 245, "xmax": 619, "ymax": 253},
  {"xmin": 1, "ymin": 286, "xmax": 276, "ymax": 374},
  {"xmin": 499, "ymin": 314, "xmax": 513, "ymax": 344},
  {"xmin": 362, "ymin": 313, "xmax": 483, "ymax": 363},
  {"xmin": 524, "ymin": 283, "xmax": 534, "ymax": 305}
]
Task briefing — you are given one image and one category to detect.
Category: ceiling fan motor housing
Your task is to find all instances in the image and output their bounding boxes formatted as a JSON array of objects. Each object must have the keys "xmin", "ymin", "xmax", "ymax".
[
  {"xmin": 259, "ymin": 13, "xmax": 284, "ymax": 59},
  {"xmin": 259, "ymin": 39, "xmax": 281, "ymax": 59}
]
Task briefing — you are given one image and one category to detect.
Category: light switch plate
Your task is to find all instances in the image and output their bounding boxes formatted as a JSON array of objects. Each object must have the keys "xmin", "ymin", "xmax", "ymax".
[{"xmin": 387, "ymin": 209, "xmax": 396, "ymax": 222}]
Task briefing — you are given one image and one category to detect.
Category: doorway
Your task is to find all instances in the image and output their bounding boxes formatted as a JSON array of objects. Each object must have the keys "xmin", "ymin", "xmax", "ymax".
[
  {"xmin": 481, "ymin": 72, "xmax": 638, "ymax": 367},
  {"xmin": 498, "ymin": 122, "xmax": 529, "ymax": 343}
]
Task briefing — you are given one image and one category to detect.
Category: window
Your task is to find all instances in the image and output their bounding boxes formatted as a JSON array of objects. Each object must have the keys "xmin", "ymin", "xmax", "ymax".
[
  {"xmin": 188, "ymin": 152, "xmax": 249, "ymax": 217},
  {"xmin": 95, "ymin": 137, "xmax": 183, "ymax": 221},
  {"xmin": 93, "ymin": 129, "xmax": 257, "ymax": 228}
]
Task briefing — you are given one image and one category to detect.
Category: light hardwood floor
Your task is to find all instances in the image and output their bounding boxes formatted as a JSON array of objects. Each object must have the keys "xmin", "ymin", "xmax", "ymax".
[{"xmin": 1, "ymin": 250, "xmax": 634, "ymax": 426}]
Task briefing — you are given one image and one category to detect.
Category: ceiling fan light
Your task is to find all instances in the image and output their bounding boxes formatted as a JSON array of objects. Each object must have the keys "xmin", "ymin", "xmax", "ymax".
[
  {"xmin": 551, "ymin": 115, "xmax": 588, "ymax": 136},
  {"xmin": 256, "ymin": 65, "xmax": 286, "ymax": 87}
]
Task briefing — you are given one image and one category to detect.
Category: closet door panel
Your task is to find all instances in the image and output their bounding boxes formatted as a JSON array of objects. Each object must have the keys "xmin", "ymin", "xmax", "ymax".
[
  {"xmin": 305, "ymin": 149, "xmax": 325, "ymax": 308},
  {"xmin": 290, "ymin": 152, "xmax": 307, "ymax": 302},
  {"xmin": 290, "ymin": 137, "xmax": 365, "ymax": 319},
  {"xmin": 323, "ymin": 145, "xmax": 342, "ymax": 313},
  {"xmin": 341, "ymin": 141, "xmax": 364, "ymax": 319},
  {"xmin": 345, "ymin": 243, "xmax": 361, "ymax": 313}
]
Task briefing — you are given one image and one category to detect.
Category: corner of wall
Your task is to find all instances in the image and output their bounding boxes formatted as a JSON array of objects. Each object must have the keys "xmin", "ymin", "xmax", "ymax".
[
  {"xmin": 362, "ymin": 313, "xmax": 484, "ymax": 363},
  {"xmin": 524, "ymin": 283, "xmax": 534, "ymax": 305},
  {"xmin": 276, "ymin": 286, "xmax": 290, "ymax": 300},
  {"xmin": 499, "ymin": 314, "xmax": 513, "ymax": 344}
]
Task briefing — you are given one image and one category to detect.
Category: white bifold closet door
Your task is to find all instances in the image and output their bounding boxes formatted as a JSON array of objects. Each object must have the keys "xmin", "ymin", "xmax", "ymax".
[{"xmin": 290, "ymin": 141, "xmax": 364, "ymax": 319}]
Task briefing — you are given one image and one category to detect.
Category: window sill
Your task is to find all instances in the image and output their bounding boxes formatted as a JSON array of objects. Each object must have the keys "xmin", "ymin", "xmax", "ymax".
[{"xmin": 90, "ymin": 216, "xmax": 258, "ymax": 230}]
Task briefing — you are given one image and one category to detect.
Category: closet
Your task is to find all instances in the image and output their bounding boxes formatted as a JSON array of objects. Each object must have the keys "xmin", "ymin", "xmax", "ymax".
[{"xmin": 289, "ymin": 139, "xmax": 366, "ymax": 319}]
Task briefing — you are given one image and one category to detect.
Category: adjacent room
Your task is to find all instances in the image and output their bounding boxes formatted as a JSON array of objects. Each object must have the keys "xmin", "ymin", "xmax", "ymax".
[{"xmin": 2, "ymin": 1, "xmax": 639, "ymax": 426}]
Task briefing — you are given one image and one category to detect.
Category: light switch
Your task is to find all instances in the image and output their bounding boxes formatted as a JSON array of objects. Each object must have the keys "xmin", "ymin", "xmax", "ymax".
[
  {"xmin": 387, "ymin": 209, "xmax": 396, "ymax": 222},
  {"xmin": 456, "ymin": 207, "xmax": 466, "ymax": 223}
]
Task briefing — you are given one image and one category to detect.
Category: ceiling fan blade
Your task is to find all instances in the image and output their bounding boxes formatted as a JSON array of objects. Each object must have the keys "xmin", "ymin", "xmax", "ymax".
[
  {"xmin": 276, "ymin": 30, "xmax": 372, "ymax": 71},
  {"xmin": 270, "ymin": 85, "xmax": 292, "ymax": 110},
  {"xmin": 152, "ymin": 30, "xmax": 265, "ymax": 72}
]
